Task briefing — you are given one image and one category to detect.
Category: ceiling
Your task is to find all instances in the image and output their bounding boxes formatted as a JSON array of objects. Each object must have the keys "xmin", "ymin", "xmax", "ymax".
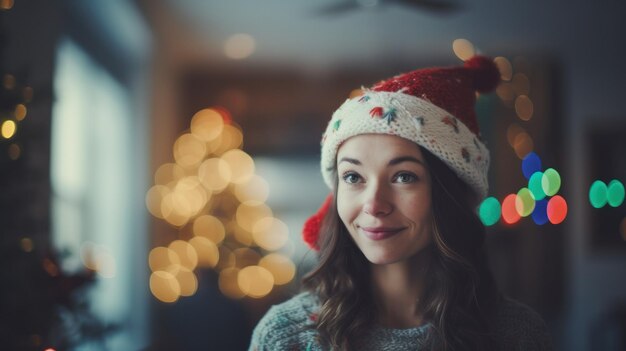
[{"xmin": 159, "ymin": 0, "xmax": 626, "ymax": 70}]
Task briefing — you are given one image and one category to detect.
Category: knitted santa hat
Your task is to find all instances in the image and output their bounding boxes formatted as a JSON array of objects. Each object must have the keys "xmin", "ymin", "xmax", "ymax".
[{"xmin": 303, "ymin": 56, "xmax": 500, "ymax": 250}]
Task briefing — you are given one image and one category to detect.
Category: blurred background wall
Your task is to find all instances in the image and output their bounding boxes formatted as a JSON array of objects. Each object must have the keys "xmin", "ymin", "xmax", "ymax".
[{"xmin": 1, "ymin": 0, "xmax": 626, "ymax": 350}]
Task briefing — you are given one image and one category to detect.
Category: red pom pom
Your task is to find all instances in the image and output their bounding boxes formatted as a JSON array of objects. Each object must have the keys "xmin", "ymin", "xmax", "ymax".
[
  {"xmin": 464, "ymin": 56, "xmax": 501, "ymax": 93},
  {"xmin": 302, "ymin": 194, "xmax": 333, "ymax": 250}
]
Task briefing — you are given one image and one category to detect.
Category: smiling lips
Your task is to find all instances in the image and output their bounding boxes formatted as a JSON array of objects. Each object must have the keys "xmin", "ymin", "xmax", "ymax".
[{"xmin": 359, "ymin": 226, "xmax": 406, "ymax": 241}]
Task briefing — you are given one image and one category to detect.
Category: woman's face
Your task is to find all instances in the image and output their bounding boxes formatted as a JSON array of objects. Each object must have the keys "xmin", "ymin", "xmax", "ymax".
[{"xmin": 336, "ymin": 134, "xmax": 434, "ymax": 265}]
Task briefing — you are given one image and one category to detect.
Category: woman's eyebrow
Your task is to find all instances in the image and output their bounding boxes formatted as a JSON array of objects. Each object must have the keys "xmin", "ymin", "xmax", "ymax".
[
  {"xmin": 338, "ymin": 157, "xmax": 361, "ymax": 165},
  {"xmin": 388, "ymin": 156, "xmax": 425, "ymax": 167}
]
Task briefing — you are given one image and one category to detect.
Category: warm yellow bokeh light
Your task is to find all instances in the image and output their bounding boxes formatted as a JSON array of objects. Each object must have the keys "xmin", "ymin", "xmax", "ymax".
[
  {"xmin": 14, "ymin": 104, "xmax": 27, "ymax": 121},
  {"xmin": 2, "ymin": 120, "xmax": 16, "ymax": 139},
  {"xmin": 198, "ymin": 158, "xmax": 232, "ymax": 193},
  {"xmin": 172, "ymin": 176, "xmax": 209, "ymax": 217},
  {"xmin": 216, "ymin": 246, "xmax": 236, "ymax": 270},
  {"xmin": 189, "ymin": 236, "xmax": 220, "ymax": 268},
  {"xmin": 515, "ymin": 95, "xmax": 534, "ymax": 121},
  {"xmin": 234, "ymin": 175, "xmax": 269, "ymax": 203},
  {"xmin": 150, "ymin": 271, "xmax": 181, "ymax": 303},
  {"xmin": 219, "ymin": 267, "xmax": 246, "ymax": 299},
  {"xmin": 506, "ymin": 124, "xmax": 525, "ymax": 148},
  {"xmin": 513, "ymin": 132, "xmax": 534, "ymax": 159},
  {"xmin": 193, "ymin": 214, "xmax": 226, "ymax": 244},
  {"xmin": 148, "ymin": 246, "xmax": 181, "ymax": 272},
  {"xmin": 8, "ymin": 143, "xmax": 20, "ymax": 160},
  {"xmin": 230, "ymin": 221, "xmax": 254, "ymax": 246},
  {"xmin": 224, "ymin": 33, "xmax": 256, "ymax": 60},
  {"xmin": 511, "ymin": 73, "xmax": 530, "ymax": 96},
  {"xmin": 452, "ymin": 39, "xmax": 475, "ymax": 61},
  {"xmin": 252, "ymin": 217, "xmax": 289, "ymax": 251},
  {"xmin": 238, "ymin": 266, "xmax": 274, "ymax": 298},
  {"xmin": 209, "ymin": 124, "xmax": 243, "ymax": 155},
  {"xmin": 494, "ymin": 57, "xmax": 513, "ymax": 81},
  {"xmin": 221, "ymin": 149, "xmax": 254, "ymax": 184},
  {"xmin": 161, "ymin": 192, "xmax": 190, "ymax": 226},
  {"xmin": 496, "ymin": 82, "xmax": 515, "ymax": 102},
  {"xmin": 145, "ymin": 185, "xmax": 169, "ymax": 219},
  {"xmin": 233, "ymin": 247, "xmax": 261, "ymax": 268},
  {"xmin": 236, "ymin": 201, "xmax": 272, "ymax": 232},
  {"xmin": 154, "ymin": 163, "xmax": 185, "ymax": 185},
  {"xmin": 259, "ymin": 253, "xmax": 296, "ymax": 285},
  {"xmin": 191, "ymin": 108, "xmax": 225, "ymax": 142},
  {"xmin": 169, "ymin": 266, "xmax": 198, "ymax": 297},
  {"xmin": 168, "ymin": 240, "xmax": 198, "ymax": 270},
  {"xmin": 174, "ymin": 133, "xmax": 207, "ymax": 168}
]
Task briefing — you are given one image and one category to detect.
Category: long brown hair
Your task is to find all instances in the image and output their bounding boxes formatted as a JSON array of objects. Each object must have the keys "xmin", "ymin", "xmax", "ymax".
[{"xmin": 303, "ymin": 146, "xmax": 499, "ymax": 350}]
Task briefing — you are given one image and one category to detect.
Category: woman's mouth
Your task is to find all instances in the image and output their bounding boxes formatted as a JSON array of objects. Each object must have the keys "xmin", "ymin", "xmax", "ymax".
[{"xmin": 359, "ymin": 226, "xmax": 405, "ymax": 241}]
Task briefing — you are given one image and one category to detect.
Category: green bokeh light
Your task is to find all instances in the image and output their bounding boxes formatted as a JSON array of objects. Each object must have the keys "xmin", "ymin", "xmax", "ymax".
[
  {"xmin": 479, "ymin": 197, "xmax": 501, "ymax": 226},
  {"xmin": 528, "ymin": 172, "xmax": 546, "ymax": 200},
  {"xmin": 589, "ymin": 180, "xmax": 608, "ymax": 208},
  {"xmin": 542, "ymin": 168, "xmax": 561, "ymax": 196},
  {"xmin": 607, "ymin": 180, "xmax": 625, "ymax": 207},
  {"xmin": 516, "ymin": 188, "xmax": 536, "ymax": 217}
]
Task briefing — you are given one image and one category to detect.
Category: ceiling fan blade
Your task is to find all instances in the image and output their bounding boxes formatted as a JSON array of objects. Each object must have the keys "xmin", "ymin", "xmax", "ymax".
[
  {"xmin": 311, "ymin": 1, "xmax": 362, "ymax": 16},
  {"xmin": 392, "ymin": 0, "xmax": 463, "ymax": 13}
]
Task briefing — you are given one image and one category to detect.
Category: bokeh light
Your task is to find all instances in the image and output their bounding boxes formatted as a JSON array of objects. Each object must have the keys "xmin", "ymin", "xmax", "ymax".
[
  {"xmin": 259, "ymin": 253, "xmax": 296, "ymax": 285},
  {"xmin": 169, "ymin": 266, "xmax": 198, "ymax": 297},
  {"xmin": 542, "ymin": 168, "xmax": 561, "ymax": 197},
  {"xmin": 1, "ymin": 120, "xmax": 16, "ymax": 139},
  {"xmin": 501, "ymin": 194, "xmax": 521, "ymax": 224},
  {"xmin": 589, "ymin": 180, "xmax": 608, "ymax": 208},
  {"xmin": 494, "ymin": 57, "xmax": 513, "ymax": 81},
  {"xmin": 237, "ymin": 266, "xmax": 274, "ymax": 298},
  {"xmin": 190, "ymin": 108, "xmax": 224, "ymax": 142},
  {"xmin": 150, "ymin": 270, "xmax": 181, "ymax": 303},
  {"xmin": 496, "ymin": 83, "xmax": 515, "ymax": 102},
  {"xmin": 216, "ymin": 246, "xmax": 236, "ymax": 270},
  {"xmin": 198, "ymin": 157, "xmax": 232, "ymax": 193},
  {"xmin": 531, "ymin": 199, "xmax": 549, "ymax": 225},
  {"xmin": 173, "ymin": 133, "xmax": 207, "ymax": 168},
  {"xmin": 0, "ymin": 0, "xmax": 14, "ymax": 10},
  {"xmin": 193, "ymin": 215, "xmax": 226, "ymax": 244},
  {"xmin": 522, "ymin": 152, "xmax": 542, "ymax": 179},
  {"xmin": 20, "ymin": 237, "xmax": 33, "ymax": 252},
  {"xmin": 3, "ymin": 74, "xmax": 15, "ymax": 88},
  {"xmin": 236, "ymin": 201, "xmax": 272, "ymax": 232},
  {"xmin": 547, "ymin": 195, "xmax": 568, "ymax": 224},
  {"xmin": 234, "ymin": 175, "xmax": 270, "ymax": 203},
  {"xmin": 234, "ymin": 247, "xmax": 261, "ymax": 268},
  {"xmin": 145, "ymin": 185, "xmax": 169, "ymax": 219},
  {"xmin": 478, "ymin": 197, "xmax": 501, "ymax": 226},
  {"xmin": 513, "ymin": 132, "xmax": 534, "ymax": 159},
  {"xmin": 515, "ymin": 95, "xmax": 534, "ymax": 121},
  {"xmin": 189, "ymin": 236, "xmax": 219, "ymax": 268},
  {"xmin": 607, "ymin": 179, "xmax": 625, "ymax": 207},
  {"xmin": 8, "ymin": 143, "xmax": 20, "ymax": 160},
  {"xmin": 14, "ymin": 103, "xmax": 26, "ymax": 121},
  {"xmin": 515, "ymin": 188, "xmax": 536, "ymax": 217},
  {"xmin": 452, "ymin": 38, "xmax": 475, "ymax": 61},
  {"xmin": 252, "ymin": 217, "xmax": 290, "ymax": 250},
  {"xmin": 528, "ymin": 172, "xmax": 546, "ymax": 200},
  {"xmin": 219, "ymin": 267, "xmax": 245, "ymax": 299},
  {"xmin": 154, "ymin": 163, "xmax": 185, "ymax": 185},
  {"xmin": 221, "ymin": 149, "xmax": 254, "ymax": 184},
  {"xmin": 224, "ymin": 33, "xmax": 256, "ymax": 60},
  {"xmin": 511, "ymin": 73, "xmax": 530, "ymax": 96},
  {"xmin": 168, "ymin": 240, "xmax": 198, "ymax": 270},
  {"xmin": 149, "ymin": 246, "xmax": 181, "ymax": 272}
]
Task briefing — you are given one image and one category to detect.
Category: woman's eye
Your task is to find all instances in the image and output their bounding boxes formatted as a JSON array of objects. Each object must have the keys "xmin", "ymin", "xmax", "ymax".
[
  {"xmin": 342, "ymin": 172, "xmax": 361, "ymax": 184},
  {"xmin": 394, "ymin": 172, "xmax": 417, "ymax": 184}
]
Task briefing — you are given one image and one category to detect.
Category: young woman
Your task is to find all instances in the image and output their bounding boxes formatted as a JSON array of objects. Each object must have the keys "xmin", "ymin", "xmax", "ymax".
[{"xmin": 249, "ymin": 56, "xmax": 553, "ymax": 350}]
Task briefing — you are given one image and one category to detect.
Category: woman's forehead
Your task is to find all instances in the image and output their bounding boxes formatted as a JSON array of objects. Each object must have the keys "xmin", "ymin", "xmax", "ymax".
[{"xmin": 337, "ymin": 134, "xmax": 424, "ymax": 162}]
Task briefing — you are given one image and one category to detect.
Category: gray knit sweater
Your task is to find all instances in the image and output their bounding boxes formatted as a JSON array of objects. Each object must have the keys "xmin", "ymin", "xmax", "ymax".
[{"xmin": 249, "ymin": 292, "xmax": 553, "ymax": 351}]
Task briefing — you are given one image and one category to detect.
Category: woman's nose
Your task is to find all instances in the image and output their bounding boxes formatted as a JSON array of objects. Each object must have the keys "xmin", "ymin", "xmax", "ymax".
[{"xmin": 362, "ymin": 183, "xmax": 392, "ymax": 217}]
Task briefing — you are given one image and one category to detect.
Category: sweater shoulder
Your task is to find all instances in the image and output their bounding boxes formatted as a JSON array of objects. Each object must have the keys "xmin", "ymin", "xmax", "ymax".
[
  {"xmin": 249, "ymin": 292, "xmax": 320, "ymax": 351},
  {"xmin": 494, "ymin": 297, "xmax": 554, "ymax": 351}
]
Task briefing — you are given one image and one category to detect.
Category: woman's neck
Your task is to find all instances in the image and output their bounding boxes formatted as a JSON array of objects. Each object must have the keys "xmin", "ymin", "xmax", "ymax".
[{"xmin": 370, "ymin": 251, "xmax": 431, "ymax": 329}]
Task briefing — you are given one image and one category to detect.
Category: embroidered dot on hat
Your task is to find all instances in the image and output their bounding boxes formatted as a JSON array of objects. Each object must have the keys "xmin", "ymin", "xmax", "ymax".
[{"xmin": 304, "ymin": 56, "xmax": 501, "ymax": 250}]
